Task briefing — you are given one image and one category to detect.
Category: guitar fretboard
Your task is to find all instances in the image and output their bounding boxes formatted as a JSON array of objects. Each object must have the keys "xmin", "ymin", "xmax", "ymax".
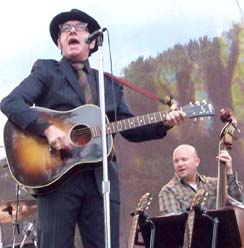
[
  {"xmin": 90, "ymin": 102, "xmax": 214, "ymax": 138},
  {"xmin": 92, "ymin": 111, "xmax": 167, "ymax": 138}
]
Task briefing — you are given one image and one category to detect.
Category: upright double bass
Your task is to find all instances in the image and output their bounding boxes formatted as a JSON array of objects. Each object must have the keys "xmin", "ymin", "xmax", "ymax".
[{"xmin": 217, "ymin": 108, "xmax": 244, "ymax": 246}]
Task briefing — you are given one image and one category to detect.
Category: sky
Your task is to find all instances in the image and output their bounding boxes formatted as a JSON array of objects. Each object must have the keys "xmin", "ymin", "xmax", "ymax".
[{"xmin": 0, "ymin": 0, "xmax": 243, "ymax": 159}]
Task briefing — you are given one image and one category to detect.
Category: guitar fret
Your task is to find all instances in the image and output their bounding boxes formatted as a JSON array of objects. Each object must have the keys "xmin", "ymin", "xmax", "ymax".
[
  {"xmin": 129, "ymin": 118, "xmax": 135, "ymax": 128},
  {"xmin": 123, "ymin": 119, "xmax": 127, "ymax": 130},
  {"xmin": 153, "ymin": 113, "xmax": 157, "ymax": 122},
  {"xmin": 111, "ymin": 122, "xmax": 116, "ymax": 133},
  {"xmin": 116, "ymin": 121, "xmax": 123, "ymax": 131},
  {"xmin": 136, "ymin": 117, "xmax": 140, "ymax": 126},
  {"xmin": 138, "ymin": 116, "xmax": 145, "ymax": 126},
  {"xmin": 160, "ymin": 112, "xmax": 166, "ymax": 121},
  {"xmin": 127, "ymin": 119, "xmax": 132, "ymax": 129},
  {"xmin": 146, "ymin": 114, "xmax": 150, "ymax": 124},
  {"xmin": 142, "ymin": 115, "xmax": 146, "ymax": 125}
]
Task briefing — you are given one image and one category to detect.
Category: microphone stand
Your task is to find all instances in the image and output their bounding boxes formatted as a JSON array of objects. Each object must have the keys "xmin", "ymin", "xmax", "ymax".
[
  {"xmin": 96, "ymin": 34, "xmax": 111, "ymax": 248},
  {"xmin": 0, "ymin": 224, "xmax": 3, "ymax": 248},
  {"xmin": 140, "ymin": 211, "xmax": 155, "ymax": 248},
  {"xmin": 196, "ymin": 206, "xmax": 219, "ymax": 248}
]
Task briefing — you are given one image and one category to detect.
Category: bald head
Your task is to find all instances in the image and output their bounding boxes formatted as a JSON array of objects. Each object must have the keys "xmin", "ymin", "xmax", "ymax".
[
  {"xmin": 173, "ymin": 144, "xmax": 198, "ymax": 159},
  {"xmin": 172, "ymin": 144, "xmax": 200, "ymax": 183}
]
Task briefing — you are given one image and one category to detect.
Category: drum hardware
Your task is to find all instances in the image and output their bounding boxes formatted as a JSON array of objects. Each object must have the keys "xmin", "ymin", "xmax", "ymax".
[
  {"xmin": 0, "ymin": 158, "xmax": 7, "ymax": 169},
  {"xmin": 0, "ymin": 200, "xmax": 37, "ymax": 224},
  {"xmin": 0, "ymin": 158, "xmax": 37, "ymax": 248},
  {"xmin": 20, "ymin": 220, "xmax": 37, "ymax": 248},
  {"xmin": 0, "ymin": 184, "xmax": 37, "ymax": 248}
]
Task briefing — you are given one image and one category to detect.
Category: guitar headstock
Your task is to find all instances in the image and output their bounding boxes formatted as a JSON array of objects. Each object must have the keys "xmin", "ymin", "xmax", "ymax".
[
  {"xmin": 190, "ymin": 188, "xmax": 208, "ymax": 210},
  {"xmin": 133, "ymin": 192, "xmax": 152, "ymax": 216},
  {"xmin": 182, "ymin": 101, "xmax": 215, "ymax": 119}
]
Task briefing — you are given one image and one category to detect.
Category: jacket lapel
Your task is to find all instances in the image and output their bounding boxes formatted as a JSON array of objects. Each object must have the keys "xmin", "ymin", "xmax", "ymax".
[{"xmin": 59, "ymin": 58, "xmax": 86, "ymax": 103}]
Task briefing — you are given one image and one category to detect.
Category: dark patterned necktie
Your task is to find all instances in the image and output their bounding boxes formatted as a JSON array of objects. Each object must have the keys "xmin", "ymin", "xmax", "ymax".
[{"xmin": 72, "ymin": 62, "xmax": 93, "ymax": 104}]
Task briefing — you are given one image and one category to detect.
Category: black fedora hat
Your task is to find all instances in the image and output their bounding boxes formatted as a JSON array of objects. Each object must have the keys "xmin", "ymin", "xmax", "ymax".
[{"xmin": 50, "ymin": 9, "xmax": 101, "ymax": 54}]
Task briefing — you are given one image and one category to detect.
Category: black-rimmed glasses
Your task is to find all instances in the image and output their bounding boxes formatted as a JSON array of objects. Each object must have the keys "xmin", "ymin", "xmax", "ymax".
[{"xmin": 59, "ymin": 23, "xmax": 88, "ymax": 33}]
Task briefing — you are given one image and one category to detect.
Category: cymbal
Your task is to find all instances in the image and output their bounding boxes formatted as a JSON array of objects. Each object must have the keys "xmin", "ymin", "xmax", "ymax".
[
  {"xmin": 0, "ymin": 157, "xmax": 7, "ymax": 169},
  {"xmin": 0, "ymin": 199, "xmax": 37, "ymax": 223}
]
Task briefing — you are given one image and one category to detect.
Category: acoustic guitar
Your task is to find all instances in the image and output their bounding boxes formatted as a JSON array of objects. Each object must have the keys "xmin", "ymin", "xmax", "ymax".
[
  {"xmin": 183, "ymin": 188, "xmax": 207, "ymax": 248},
  {"xmin": 4, "ymin": 102, "xmax": 215, "ymax": 189},
  {"xmin": 128, "ymin": 192, "xmax": 152, "ymax": 248}
]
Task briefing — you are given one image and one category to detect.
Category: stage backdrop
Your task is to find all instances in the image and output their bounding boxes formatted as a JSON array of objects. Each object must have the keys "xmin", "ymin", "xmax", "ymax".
[{"xmin": 117, "ymin": 21, "xmax": 244, "ymax": 246}]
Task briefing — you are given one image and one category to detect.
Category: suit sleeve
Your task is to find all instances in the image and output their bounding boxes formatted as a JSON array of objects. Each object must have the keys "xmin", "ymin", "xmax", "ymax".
[{"xmin": 0, "ymin": 60, "xmax": 51, "ymax": 136}]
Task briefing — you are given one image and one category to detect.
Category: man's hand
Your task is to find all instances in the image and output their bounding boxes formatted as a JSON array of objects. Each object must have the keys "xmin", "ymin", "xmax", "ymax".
[
  {"xmin": 163, "ymin": 104, "xmax": 186, "ymax": 127},
  {"xmin": 43, "ymin": 125, "xmax": 71, "ymax": 150},
  {"xmin": 216, "ymin": 150, "xmax": 233, "ymax": 175}
]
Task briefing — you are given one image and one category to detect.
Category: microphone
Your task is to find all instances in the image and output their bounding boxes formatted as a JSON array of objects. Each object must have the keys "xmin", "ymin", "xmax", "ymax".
[{"xmin": 84, "ymin": 28, "xmax": 107, "ymax": 44}]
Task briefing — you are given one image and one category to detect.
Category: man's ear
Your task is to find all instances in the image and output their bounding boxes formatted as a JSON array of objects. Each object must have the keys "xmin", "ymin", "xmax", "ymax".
[
  {"xmin": 57, "ymin": 38, "xmax": 62, "ymax": 50},
  {"xmin": 89, "ymin": 40, "xmax": 96, "ymax": 50},
  {"xmin": 196, "ymin": 157, "xmax": 200, "ymax": 168}
]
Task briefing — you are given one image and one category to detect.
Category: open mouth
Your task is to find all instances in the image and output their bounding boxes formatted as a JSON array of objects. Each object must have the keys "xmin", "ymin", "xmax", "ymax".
[
  {"xmin": 179, "ymin": 168, "xmax": 186, "ymax": 174},
  {"xmin": 68, "ymin": 38, "xmax": 80, "ymax": 45}
]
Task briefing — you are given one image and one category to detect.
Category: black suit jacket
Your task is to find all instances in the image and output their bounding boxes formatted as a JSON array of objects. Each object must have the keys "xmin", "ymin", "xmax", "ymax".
[{"xmin": 1, "ymin": 57, "xmax": 170, "ymax": 202}]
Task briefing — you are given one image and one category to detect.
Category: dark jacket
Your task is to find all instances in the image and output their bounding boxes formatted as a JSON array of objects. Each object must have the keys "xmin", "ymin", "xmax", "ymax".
[{"xmin": 1, "ymin": 57, "xmax": 169, "ymax": 202}]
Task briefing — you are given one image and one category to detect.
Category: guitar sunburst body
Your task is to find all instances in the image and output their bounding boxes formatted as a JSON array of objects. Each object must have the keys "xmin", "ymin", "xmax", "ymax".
[{"xmin": 4, "ymin": 105, "xmax": 113, "ymax": 188}]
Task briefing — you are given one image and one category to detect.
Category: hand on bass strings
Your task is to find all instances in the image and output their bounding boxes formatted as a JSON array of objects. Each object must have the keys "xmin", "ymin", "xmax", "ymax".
[{"xmin": 216, "ymin": 150, "xmax": 233, "ymax": 175}]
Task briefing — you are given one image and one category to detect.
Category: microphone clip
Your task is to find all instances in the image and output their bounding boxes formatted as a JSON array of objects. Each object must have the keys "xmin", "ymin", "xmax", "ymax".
[{"xmin": 84, "ymin": 28, "xmax": 107, "ymax": 44}]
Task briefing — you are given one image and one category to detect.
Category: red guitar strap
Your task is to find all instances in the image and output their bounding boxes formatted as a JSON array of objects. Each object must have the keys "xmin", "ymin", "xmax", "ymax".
[{"xmin": 104, "ymin": 72, "xmax": 172, "ymax": 106}]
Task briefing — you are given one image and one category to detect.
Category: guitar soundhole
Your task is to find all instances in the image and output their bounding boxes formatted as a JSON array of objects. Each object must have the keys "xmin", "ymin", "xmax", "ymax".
[{"xmin": 70, "ymin": 125, "xmax": 92, "ymax": 146}]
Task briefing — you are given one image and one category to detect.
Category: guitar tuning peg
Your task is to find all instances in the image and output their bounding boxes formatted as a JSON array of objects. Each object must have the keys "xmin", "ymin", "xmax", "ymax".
[
  {"xmin": 195, "ymin": 101, "xmax": 200, "ymax": 105},
  {"xmin": 193, "ymin": 118, "xmax": 198, "ymax": 122},
  {"xmin": 200, "ymin": 117, "xmax": 203, "ymax": 121},
  {"xmin": 202, "ymin": 100, "xmax": 207, "ymax": 104}
]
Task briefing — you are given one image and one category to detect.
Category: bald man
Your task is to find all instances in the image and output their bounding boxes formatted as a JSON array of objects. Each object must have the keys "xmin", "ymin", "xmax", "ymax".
[{"xmin": 158, "ymin": 144, "xmax": 244, "ymax": 215}]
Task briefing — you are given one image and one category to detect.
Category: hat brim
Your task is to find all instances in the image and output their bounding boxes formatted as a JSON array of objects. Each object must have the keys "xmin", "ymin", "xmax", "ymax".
[{"xmin": 50, "ymin": 9, "xmax": 101, "ymax": 54}]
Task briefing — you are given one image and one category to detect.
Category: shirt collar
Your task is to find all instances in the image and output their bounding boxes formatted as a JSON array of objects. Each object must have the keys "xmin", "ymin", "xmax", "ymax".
[
  {"xmin": 63, "ymin": 57, "xmax": 91, "ymax": 74},
  {"xmin": 174, "ymin": 172, "xmax": 207, "ymax": 185}
]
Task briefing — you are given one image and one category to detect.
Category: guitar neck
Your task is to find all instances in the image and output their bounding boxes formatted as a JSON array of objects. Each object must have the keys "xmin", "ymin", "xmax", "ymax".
[
  {"xmin": 128, "ymin": 215, "xmax": 139, "ymax": 248},
  {"xmin": 92, "ymin": 111, "xmax": 167, "ymax": 138},
  {"xmin": 91, "ymin": 102, "xmax": 215, "ymax": 138}
]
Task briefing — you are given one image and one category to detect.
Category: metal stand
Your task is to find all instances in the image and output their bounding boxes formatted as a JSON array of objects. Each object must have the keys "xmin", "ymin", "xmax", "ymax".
[
  {"xmin": 140, "ymin": 212, "xmax": 155, "ymax": 248},
  {"xmin": 20, "ymin": 220, "xmax": 36, "ymax": 248},
  {"xmin": 0, "ymin": 224, "xmax": 4, "ymax": 248},
  {"xmin": 196, "ymin": 206, "xmax": 219, "ymax": 248},
  {"xmin": 96, "ymin": 34, "xmax": 111, "ymax": 248},
  {"xmin": 10, "ymin": 184, "xmax": 21, "ymax": 248}
]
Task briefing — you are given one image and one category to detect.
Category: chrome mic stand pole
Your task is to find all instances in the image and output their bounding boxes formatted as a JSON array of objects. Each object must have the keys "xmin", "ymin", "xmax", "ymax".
[
  {"xmin": 96, "ymin": 33, "xmax": 111, "ymax": 248},
  {"xmin": 0, "ymin": 224, "xmax": 4, "ymax": 248}
]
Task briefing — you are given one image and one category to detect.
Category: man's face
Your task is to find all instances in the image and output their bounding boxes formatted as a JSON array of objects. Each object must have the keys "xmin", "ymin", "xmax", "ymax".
[
  {"xmin": 57, "ymin": 20, "xmax": 95, "ymax": 61},
  {"xmin": 173, "ymin": 145, "xmax": 200, "ymax": 182}
]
